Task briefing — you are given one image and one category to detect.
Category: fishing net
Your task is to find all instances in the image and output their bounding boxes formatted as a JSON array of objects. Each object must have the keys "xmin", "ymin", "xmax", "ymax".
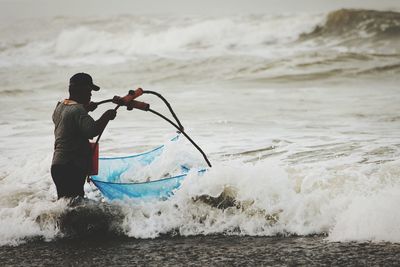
[{"xmin": 90, "ymin": 136, "xmax": 202, "ymax": 200}]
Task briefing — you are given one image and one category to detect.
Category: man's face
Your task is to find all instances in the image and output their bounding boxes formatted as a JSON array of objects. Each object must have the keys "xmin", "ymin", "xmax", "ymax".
[
  {"xmin": 77, "ymin": 87, "xmax": 92, "ymax": 105},
  {"xmin": 82, "ymin": 88, "xmax": 92, "ymax": 104}
]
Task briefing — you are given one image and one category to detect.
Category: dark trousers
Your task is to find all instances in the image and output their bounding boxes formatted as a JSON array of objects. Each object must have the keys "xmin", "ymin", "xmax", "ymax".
[{"xmin": 51, "ymin": 163, "xmax": 86, "ymax": 199}]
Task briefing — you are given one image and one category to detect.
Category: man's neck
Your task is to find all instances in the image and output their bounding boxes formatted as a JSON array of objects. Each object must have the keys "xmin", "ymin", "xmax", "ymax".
[{"xmin": 68, "ymin": 96, "xmax": 84, "ymax": 104}]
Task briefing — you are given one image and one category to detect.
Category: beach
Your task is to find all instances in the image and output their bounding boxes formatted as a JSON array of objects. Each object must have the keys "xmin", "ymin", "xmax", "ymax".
[{"xmin": 1, "ymin": 236, "xmax": 400, "ymax": 266}]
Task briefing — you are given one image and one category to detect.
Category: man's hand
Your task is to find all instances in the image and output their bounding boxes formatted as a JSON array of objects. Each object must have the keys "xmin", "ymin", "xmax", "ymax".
[
  {"xmin": 86, "ymin": 102, "xmax": 98, "ymax": 112},
  {"xmin": 94, "ymin": 109, "xmax": 117, "ymax": 135},
  {"xmin": 103, "ymin": 109, "xmax": 117, "ymax": 120}
]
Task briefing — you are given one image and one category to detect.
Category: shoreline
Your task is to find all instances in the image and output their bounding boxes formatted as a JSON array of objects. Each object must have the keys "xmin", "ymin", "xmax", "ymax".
[{"xmin": 1, "ymin": 235, "xmax": 400, "ymax": 266}]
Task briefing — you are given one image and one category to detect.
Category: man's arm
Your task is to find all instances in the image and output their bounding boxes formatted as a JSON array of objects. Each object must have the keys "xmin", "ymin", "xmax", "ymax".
[
  {"xmin": 78, "ymin": 109, "xmax": 117, "ymax": 139},
  {"xmin": 94, "ymin": 109, "xmax": 117, "ymax": 136}
]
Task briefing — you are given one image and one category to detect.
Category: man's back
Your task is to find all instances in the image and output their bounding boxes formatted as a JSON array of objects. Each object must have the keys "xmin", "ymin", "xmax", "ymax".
[{"xmin": 52, "ymin": 100, "xmax": 96, "ymax": 171}]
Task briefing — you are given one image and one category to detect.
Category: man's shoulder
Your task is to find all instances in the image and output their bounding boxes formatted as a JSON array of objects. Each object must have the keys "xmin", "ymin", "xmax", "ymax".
[
  {"xmin": 54, "ymin": 101, "xmax": 88, "ymax": 122},
  {"xmin": 59, "ymin": 100, "xmax": 87, "ymax": 114}
]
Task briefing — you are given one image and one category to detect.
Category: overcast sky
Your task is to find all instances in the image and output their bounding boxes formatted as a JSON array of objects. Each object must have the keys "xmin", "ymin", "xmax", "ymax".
[{"xmin": 1, "ymin": 0, "xmax": 399, "ymax": 20}]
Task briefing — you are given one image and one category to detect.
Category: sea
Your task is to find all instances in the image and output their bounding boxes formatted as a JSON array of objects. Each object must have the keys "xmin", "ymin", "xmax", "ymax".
[{"xmin": 1, "ymin": 8, "xmax": 400, "ymax": 265}]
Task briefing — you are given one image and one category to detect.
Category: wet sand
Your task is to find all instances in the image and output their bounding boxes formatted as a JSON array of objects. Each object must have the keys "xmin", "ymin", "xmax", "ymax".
[{"xmin": 1, "ymin": 235, "xmax": 400, "ymax": 266}]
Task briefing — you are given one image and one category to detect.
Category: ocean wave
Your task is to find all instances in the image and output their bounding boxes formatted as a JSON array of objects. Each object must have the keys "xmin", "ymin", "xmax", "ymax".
[
  {"xmin": 50, "ymin": 15, "xmax": 315, "ymax": 58},
  {"xmin": 356, "ymin": 63, "xmax": 400, "ymax": 75},
  {"xmin": 300, "ymin": 9, "xmax": 400, "ymax": 40},
  {"xmin": 0, "ymin": 13, "xmax": 320, "ymax": 67},
  {"xmin": 1, "ymin": 152, "xmax": 400, "ymax": 245},
  {"xmin": 0, "ymin": 10, "xmax": 398, "ymax": 83}
]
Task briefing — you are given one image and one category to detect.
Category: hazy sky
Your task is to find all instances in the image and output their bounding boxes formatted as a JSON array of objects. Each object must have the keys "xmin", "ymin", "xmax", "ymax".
[{"xmin": 1, "ymin": 0, "xmax": 399, "ymax": 19}]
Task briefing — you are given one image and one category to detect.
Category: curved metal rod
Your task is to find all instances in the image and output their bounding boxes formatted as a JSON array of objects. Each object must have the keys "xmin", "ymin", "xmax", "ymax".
[
  {"xmin": 148, "ymin": 108, "xmax": 212, "ymax": 168},
  {"xmin": 91, "ymin": 91, "xmax": 212, "ymax": 168},
  {"xmin": 143, "ymin": 90, "xmax": 184, "ymax": 132},
  {"xmin": 95, "ymin": 104, "xmax": 120, "ymax": 145},
  {"xmin": 95, "ymin": 99, "xmax": 114, "ymax": 105}
]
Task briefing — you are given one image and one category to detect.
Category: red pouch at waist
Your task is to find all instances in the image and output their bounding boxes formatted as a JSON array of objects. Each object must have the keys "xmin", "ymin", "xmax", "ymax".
[{"xmin": 89, "ymin": 142, "xmax": 99, "ymax": 175}]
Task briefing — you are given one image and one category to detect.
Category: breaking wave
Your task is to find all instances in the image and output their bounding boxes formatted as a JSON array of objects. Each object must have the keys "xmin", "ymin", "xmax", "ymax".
[
  {"xmin": 300, "ymin": 9, "xmax": 400, "ymax": 40},
  {"xmin": 0, "ymin": 9, "xmax": 399, "ymax": 83},
  {"xmin": 1, "ymin": 142, "xmax": 400, "ymax": 245}
]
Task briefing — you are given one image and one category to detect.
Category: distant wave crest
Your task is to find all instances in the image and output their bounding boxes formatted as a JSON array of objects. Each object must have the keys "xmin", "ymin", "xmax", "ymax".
[
  {"xmin": 0, "ymin": 9, "xmax": 399, "ymax": 83},
  {"xmin": 301, "ymin": 9, "xmax": 400, "ymax": 40}
]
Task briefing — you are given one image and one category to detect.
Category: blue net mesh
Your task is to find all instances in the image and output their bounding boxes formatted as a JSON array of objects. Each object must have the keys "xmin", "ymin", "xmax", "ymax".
[
  {"xmin": 90, "ymin": 136, "xmax": 200, "ymax": 201},
  {"xmin": 91, "ymin": 145, "xmax": 165, "ymax": 184},
  {"xmin": 91, "ymin": 174, "xmax": 187, "ymax": 201}
]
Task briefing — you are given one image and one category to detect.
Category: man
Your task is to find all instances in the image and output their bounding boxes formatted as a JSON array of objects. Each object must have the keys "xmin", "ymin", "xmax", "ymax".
[{"xmin": 51, "ymin": 73, "xmax": 116, "ymax": 199}]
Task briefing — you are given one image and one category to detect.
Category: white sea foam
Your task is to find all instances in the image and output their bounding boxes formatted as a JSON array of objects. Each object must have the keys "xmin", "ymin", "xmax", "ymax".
[
  {"xmin": 329, "ymin": 160, "xmax": 400, "ymax": 242},
  {"xmin": 0, "ymin": 14, "xmax": 323, "ymax": 67},
  {"xmin": 1, "ymin": 112, "xmax": 400, "ymax": 245}
]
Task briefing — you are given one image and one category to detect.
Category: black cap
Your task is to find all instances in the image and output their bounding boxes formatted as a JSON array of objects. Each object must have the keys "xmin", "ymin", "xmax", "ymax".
[{"xmin": 69, "ymin": 73, "xmax": 100, "ymax": 91}]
